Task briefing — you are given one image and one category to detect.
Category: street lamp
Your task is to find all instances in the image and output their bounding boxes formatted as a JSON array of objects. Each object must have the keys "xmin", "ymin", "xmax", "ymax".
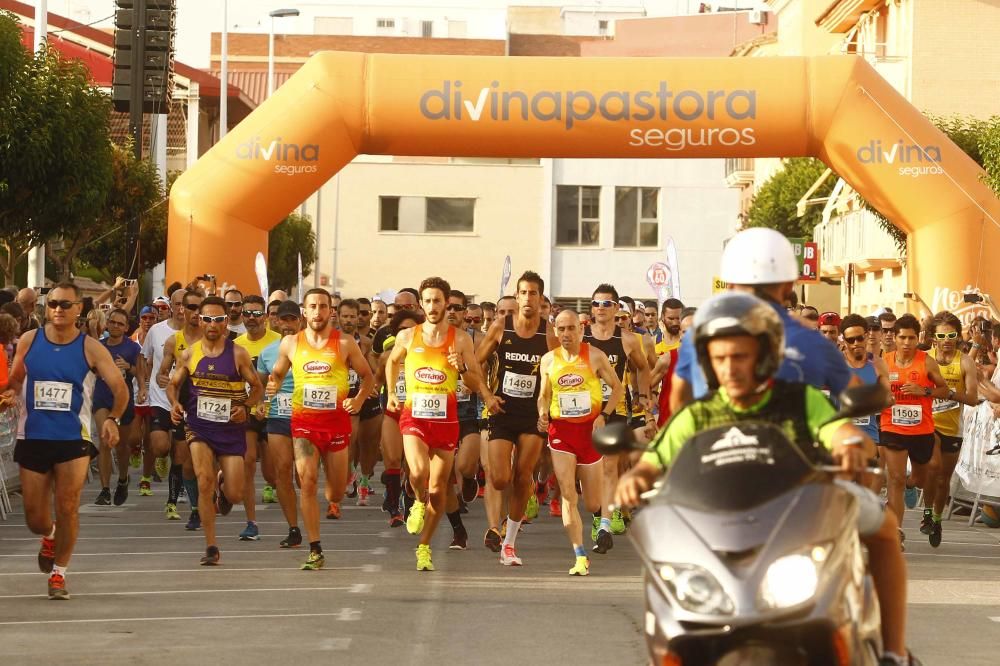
[{"xmin": 268, "ymin": 8, "xmax": 300, "ymax": 98}]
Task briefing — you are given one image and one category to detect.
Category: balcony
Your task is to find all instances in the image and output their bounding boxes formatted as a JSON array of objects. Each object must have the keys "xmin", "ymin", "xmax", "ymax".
[
  {"xmin": 813, "ymin": 208, "xmax": 902, "ymax": 278},
  {"xmin": 724, "ymin": 157, "xmax": 755, "ymax": 188}
]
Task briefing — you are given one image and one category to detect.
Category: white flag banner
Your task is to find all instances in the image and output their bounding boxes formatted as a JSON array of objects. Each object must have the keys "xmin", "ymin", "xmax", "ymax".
[
  {"xmin": 499, "ymin": 255, "xmax": 512, "ymax": 299},
  {"xmin": 956, "ymin": 402, "xmax": 1000, "ymax": 496},
  {"xmin": 665, "ymin": 237, "xmax": 681, "ymax": 301},
  {"xmin": 254, "ymin": 252, "xmax": 268, "ymax": 299},
  {"xmin": 297, "ymin": 253, "xmax": 303, "ymax": 301}
]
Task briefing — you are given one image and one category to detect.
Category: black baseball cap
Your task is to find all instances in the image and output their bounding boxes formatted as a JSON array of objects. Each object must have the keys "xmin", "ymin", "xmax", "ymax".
[{"xmin": 276, "ymin": 301, "xmax": 301, "ymax": 318}]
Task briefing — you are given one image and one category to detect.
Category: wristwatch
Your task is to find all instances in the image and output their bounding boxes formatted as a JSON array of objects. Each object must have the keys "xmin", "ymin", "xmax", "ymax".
[
  {"xmin": 948, "ymin": 388, "xmax": 957, "ymax": 401},
  {"xmin": 108, "ymin": 415, "xmax": 122, "ymax": 426},
  {"xmin": 924, "ymin": 387, "xmax": 931, "ymax": 397}
]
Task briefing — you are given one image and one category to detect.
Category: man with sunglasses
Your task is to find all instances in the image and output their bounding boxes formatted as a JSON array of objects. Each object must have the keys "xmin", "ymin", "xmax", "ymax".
[
  {"xmin": 922, "ymin": 312, "xmax": 978, "ymax": 547},
  {"xmin": 840, "ymin": 314, "xmax": 890, "ymax": 454},
  {"xmin": 584, "ymin": 286, "xmax": 652, "ymax": 554},
  {"xmin": 267, "ymin": 288, "xmax": 375, "ymax": 571},
  {"xmin": 477, "ymin": 272, "xmax": 559, "ymax": 566},
  {"xmin": 233, "ymin": 295, "xmax": 281, "ymax": 540},
  {"xmin": 224, "ymin": 288, "xmax": 247, "ymax": 338},
  {"xmin": 878, "ymin": 311, "xmax": 898, "ymax": 355},
  {"xmin": 168, "ymin": 296, "xmax": 264, "ymax": 566},
  {"xmin": 2, "ymin": 283, "xmax": 128, "ymax": 599},
  {"xmin": 155, "ymin": 290, "xmax": 205, "ymax": 524},
  {"xmin": 258, "ymin": 300, "xmax": 304, "ymax": 548},
  {"xmin": 337, "ymin": 298, "xmax": 374, "ymax": 516},
  {"xmin": 93, "ymin": 308, "xmax": 145, "ymax": 507},
  {"xmin": 865, "ymin": 316, "xmax": 883, "ymax": 358}
]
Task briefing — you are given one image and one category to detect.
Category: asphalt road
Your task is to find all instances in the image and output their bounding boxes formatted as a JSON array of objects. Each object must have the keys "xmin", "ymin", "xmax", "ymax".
[{"xmin": 0, "ymin": 473, "xmax": 998, "ymax": 665}]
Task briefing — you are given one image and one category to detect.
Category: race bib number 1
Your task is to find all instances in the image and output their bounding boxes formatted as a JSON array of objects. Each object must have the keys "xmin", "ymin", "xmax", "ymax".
[
  {"xmin": 502, "ymin": 372, "xmax": 537, "ymax": 399},
  {"xmin": 303, "ymin": 385, "xmax": 338, "ymax": 410},
  {"xmin": 196, "ymin": 396, "xmax": 231, "ymax": 423},
  {"xmin": 558, "ymin": 391, "xmax": 591, "ymax": 418},
  {"xmin": 412, "ymin": 393, "xmax": 446, "ymax": 419},
  {"xmin": 891, "ymin": 404, "xmax": 922, "ymax": 427},
  {"xmin": 34, "ymin": 381, "xmax": 72, "ymax": 411}
]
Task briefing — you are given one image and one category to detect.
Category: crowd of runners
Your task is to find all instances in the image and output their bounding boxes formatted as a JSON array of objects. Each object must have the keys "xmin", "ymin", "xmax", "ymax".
[{"xmin": 0, "ymin": 228, "xmax": 997, "ymax": 664}]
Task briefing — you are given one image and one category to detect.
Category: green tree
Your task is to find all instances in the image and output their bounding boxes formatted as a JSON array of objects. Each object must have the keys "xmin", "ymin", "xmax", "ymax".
[
  {"xmin": 864, "ymin": 115, "xmax": 1000, "ymax": 253},
  {"xmin": 73, "ymin": 148, "xmax": 167, "ymax": 282},
  {"xmin": 745, "ymin": 158, "xmax": 835, "ymax": 238},
  {"xmin": 267, "ymin": 213, "xmax": 317, "ymax": 292},
  {"xmin": 0, "ymin": 12, "xmax": 114, "ymax": 285}
]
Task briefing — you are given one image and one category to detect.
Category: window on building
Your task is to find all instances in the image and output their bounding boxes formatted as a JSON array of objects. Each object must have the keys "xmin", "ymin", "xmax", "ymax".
[
  {"xmin": 376, "ymin": 18, "xmax": 395, "ymax": 28},
  {"xmin": 598, "ymin": 19, "xmax": 609, "ymax": 35},
  {"xmin": 556, "ymin": 185, "xmax": 600, "ymax": 246},
  {"xmin": 379, "ymin": 196, "xmax": 475, "ymax": 233},
  {"xmin": 421, "ymin": 20, "xmax": 433, "ymax": 37},
  {"xmin": 614, "ymin": 186, "xmax": 659, "ymax": 248}
]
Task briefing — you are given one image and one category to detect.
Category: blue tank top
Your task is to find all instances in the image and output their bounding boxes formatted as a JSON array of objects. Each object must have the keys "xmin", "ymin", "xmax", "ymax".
[
  {"xmin": 847, "ymin": 361, "xmax": 880, "ymax": 443},
  {"xmin": 184, "ymin": 339, "xmax": 246, "ymax": 449},
  {"xmin": 19, "ymin": 329, "xmax": 96, "ymax": 442}
]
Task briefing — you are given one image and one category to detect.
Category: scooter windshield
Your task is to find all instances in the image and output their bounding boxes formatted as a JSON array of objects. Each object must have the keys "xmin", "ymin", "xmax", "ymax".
[{"xmin": 660, "ymin": 422, "xmax": 814, "ymax": 512}]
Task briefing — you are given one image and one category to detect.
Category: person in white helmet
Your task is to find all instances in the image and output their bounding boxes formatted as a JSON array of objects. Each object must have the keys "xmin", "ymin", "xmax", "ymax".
[{"xmin": 670, "ymin": 228, "xmax": 854, "ymax": 412}]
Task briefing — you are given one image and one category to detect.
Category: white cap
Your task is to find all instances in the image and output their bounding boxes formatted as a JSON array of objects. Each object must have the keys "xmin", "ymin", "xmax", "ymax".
[
  {"xmin": 618, "ymin": 300, "xmax": 631, "ymax": 314},
  {"xmin": 719, "ymin": 228, "xmax": 799, "ymax": 285}
]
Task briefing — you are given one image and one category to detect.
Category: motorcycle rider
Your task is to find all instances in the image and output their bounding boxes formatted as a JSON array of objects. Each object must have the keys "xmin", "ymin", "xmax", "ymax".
[{"xmin": 616, "ymin": 292, "xmax": 918, "ymax": 666}]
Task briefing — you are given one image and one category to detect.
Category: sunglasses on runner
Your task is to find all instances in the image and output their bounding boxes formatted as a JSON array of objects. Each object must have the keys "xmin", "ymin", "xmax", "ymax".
[
  {"xmin": 882, "ymin": 327, "xmax": 895, "ymax": 335},
  {"xmin": 614, "ymin": 314, "xmax": 630, "ymax": 322},
  {"xmin": 591, "ymin": 299, "xmax": 615, "ymax": 309},
  {"xmin": 243, "ymin": 310, "xmax": 265, "ymax": 318},
  {"xmin": 199, "ymin": 315, "xmax": 227, "ymax": 323},
  {"xmin": 184, "ymin": 303, "xmax": 200, "ymax": 311},
  {"xmin": 843, "ymin": 334, "xmax": 866, "ymax": 344},
  {"xmin": 359, "ymin": 310, "xmax": 372, "ymax": 316},
  {"xmin": 465, "ymin": 317, "xmax": 482, "ymax": 325},
  {"xmin": 226, "ymin": 301, "xmax": 243, "ymax": 309},
  {"xmin": 446, "ymin": 304, "xmax": 466, "ymax": 312},
  {"xmin": 934, "ymin": 331, "xmax": 959, "ymax": 340},
  {"xmin": 46, "ymin": 300, "xmax": 80, "ymax": 310}
]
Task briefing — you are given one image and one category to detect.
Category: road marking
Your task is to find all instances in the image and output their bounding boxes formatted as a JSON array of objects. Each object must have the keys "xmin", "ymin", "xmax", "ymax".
[
  {"xmin": 0, "ymin": 566, "xmax": 370, "ymax": 577},
  {"xmin": 0, "ymin": 533, "xmax": 384, "ymax": 541},
  {"xmin": 361, "ymin": 563, "xmax": 381, "ymax": 573},
  {"xmin": 906, "ymin": 552, "xmax": 1000, "ymax": 560},
  {"xmin": 0, "ymin": 548, "xmax": 387, "ymax": 557},
  {"xmin": 0, "ymin": 586, "xmax": 352, "ymax": 600},
  {"xmin": 989, "ymin": 617, "xmax": 1000, "ymax": 623},
  {"xmin": 349, "ymin": 583, "xmax": 373, "ymax": 594},
  {"xmin": 0, "ymin": 611, "xmax": 362, "ymax": 627},
  {"xmin": 909, "ymin": 579, "xmax": 1000, "ymax": 605},
  {"xmin": 336, "ymin": 608, "xmax": 362, "ymax": 621}
]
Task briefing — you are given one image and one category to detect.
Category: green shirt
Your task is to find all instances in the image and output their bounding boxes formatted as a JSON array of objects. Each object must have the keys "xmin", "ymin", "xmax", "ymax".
[{"xmin": 641, "ymin": 384, "xmax": 848, "ymax": 470}]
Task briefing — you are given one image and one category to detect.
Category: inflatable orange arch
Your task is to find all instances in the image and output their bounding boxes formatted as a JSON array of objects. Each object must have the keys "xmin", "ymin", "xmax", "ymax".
[{"xmin": 167, "ymin": 53, "xmax": 1000, "ymax": 308}]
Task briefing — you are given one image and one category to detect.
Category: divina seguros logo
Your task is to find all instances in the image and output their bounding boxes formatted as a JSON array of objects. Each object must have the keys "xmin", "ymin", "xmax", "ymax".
[
  {"xmin": 856, "ymin": 140, "xmax": 943, "ymax": 178},
  {"xmin": 419, "ymin": 80, "xmax": 758, "ymax": 152},
  {"xmin": 236, "ymin": 136, "xmax": 320, "ymax": 177}
]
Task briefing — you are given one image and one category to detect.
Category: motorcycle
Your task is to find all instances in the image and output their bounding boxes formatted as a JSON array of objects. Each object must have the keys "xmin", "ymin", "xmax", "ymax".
[{"xmin": 594, "ymin": 385, "xmax": 889, "ymax": 666}]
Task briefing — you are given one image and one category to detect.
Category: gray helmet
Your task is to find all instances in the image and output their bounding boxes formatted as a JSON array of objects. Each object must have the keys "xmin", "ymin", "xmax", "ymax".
[{"xmin": 693, "ymin": 292, "xmax": 784, "ymax": 390}]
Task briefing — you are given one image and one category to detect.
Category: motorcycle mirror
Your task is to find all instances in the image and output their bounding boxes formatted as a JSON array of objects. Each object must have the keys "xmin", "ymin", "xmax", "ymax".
[
  {"xmin": 827, "ymin": 384, "xmax": 892, "ymax": 425},
  {"xmin": 592, "ymin": 421, "xmax": 644, "ymax": 455}
]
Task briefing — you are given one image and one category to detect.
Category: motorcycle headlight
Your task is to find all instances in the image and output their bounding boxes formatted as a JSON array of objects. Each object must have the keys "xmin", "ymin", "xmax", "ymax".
[
  {"xmin": 657, "ymin": 563, "xmax": 735, "ymax": 616},
  {"xmin": 758, "ymin": 542, "xmax": 832, "ymax": 610}
]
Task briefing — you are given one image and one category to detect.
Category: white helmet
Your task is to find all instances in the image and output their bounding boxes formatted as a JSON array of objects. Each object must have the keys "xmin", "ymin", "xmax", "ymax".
[{"xmin": 719, "ymin": 228, "xmax": 799, "ymax": 285}]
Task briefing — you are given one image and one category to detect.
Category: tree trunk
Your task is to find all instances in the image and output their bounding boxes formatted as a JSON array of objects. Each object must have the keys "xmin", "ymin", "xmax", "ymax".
[{"xmin": 0, "ymin": 240, "xmax": 29, "ymax": 287}]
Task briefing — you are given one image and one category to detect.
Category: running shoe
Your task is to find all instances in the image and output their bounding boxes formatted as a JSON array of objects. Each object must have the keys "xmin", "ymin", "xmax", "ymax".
[
  {"xmin": 301, "ymin": 550, "xmax": 325, "ymax": 571},
  {"xmin": 177, "ymin": 486, "xmax": 187, "ymax": 504},
  {"xmin": 38, "ymin": 534, "xmax": 55, "ymax": 573},
  {"xmin": 113, "ymin": 476, "xmax": 129, "ymax": 506},
  {"xmin": 346, "ymin": 472, "xmax": 358, "ymax": 499},
  {"xmin": 261, "ymin": 485, "xmax": 276, "ymax": 504},
  {"xmin": 185, "ymin": 510, "xmax": 201, "ymax": 531},
  {"xmin": 449, "ymin": 526, "xmax": 468, "ymax": 550},
  {"xmin": 525, "ymin": 493, "xmax": 539, "ymax": 521},
  {"xmin": 139, "ymin": 477, "xmax": 153, "ymax": 496},
  {"xmin": 48, "ymin": 573, "xmax": 69, "ymax": 600},
  {"xmin": 929, "ymin": 520, "xmax": 942, "ymax": 548},
  {"xmin": 484, "ymin": 528, "xmax": 502, "ymax": 553},
  {"xmin": 215, "ymin": 472, "xmax": 233, "ymax": 516},
  {"xmin": 593, "ymin": 528, "xmax": 614, "ymax": 554},
  {"xmin": 500, "ymin": 544, "xmax": 523, "ymax": 566},
  {"xmin": 200, "ymin": 545, "xmax": 220, "ymax": 566},
  {"xmin": 461, "ymin": 476, "xmax": 479, "ymax": 503},
  {"xmin": 381, "ymin": 488, "xmax": 395, "ymax": 514},
  {"xmin": 357, "ymin": 485, "xmax": 370, "ymax": 507},
  {"xmin": 388, "ymin": 513, "xmax": 405, "ymax": 528},
  {"xmin": 239, "ymin": 521, "xmax": 260, "ymax": 541},
  {"xmin": 165, "ymin": 503, "xmax": 181, "ymax": 520},
  {"xmin": 326, "ymin": 502, "xmax": 341, "ymax": 520},
  {"xmin": 904, "ymin": 486, "xmax": 919, "ymax": 509},
  {"xmin": 549, "ymin": 499, "xmax": 562, "ymax": 517},
  {"xmin": 155, "ymin": 456, "xmax": 169, "ymax": 481},
  {"xmin": 416, "ymin": 544, "xmax": 434, "ymax": 571},
  {"xmin": 610, "ymin": 509, "xmax": 627, "ymax": 535},
  {"xmin": 569, "ymin": 556, "xmax": 590, "ymax": 577},
  {"xmin": 280, "ymin": 526, "xmax": 303, "ymax": 549},
  {"xmin": 919, "ymin": 509, "xmax": 933, "ymax": 535},
  {"xmin": 407, "ymin": 500, "xmax": 426, "ymax": 535},
  {"xmin": 95, "ymin": 487, "xmax": 112, "ymax": 506}
]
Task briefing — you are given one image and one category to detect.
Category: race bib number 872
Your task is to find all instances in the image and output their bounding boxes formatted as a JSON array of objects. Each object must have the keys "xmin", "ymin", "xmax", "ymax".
[{"xmin": 303, "ymin": 385, "xmax": 338, "ymax": 410}]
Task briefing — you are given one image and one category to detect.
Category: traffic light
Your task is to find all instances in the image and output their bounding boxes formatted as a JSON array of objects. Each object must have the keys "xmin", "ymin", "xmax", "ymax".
[{"xmin": 112, "ymin": 0, "xmax": 176, "ymax": 114}]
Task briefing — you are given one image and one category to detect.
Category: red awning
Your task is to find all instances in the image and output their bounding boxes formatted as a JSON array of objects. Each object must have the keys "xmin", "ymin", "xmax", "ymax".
[{"xmin": 21, "ymin": 27, "xmax": 113, "ymax": 86}]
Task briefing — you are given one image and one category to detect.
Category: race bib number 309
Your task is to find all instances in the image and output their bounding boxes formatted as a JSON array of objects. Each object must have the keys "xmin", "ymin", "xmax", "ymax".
[{"xmin": 412, "ymin": 393, "xmax": 446, "ymax": 419}]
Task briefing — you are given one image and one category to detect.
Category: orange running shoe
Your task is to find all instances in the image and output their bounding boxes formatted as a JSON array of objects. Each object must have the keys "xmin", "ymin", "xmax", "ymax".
[{"xmin": 326, "ymin": 502, "xmax": 341, "ymax": 519}]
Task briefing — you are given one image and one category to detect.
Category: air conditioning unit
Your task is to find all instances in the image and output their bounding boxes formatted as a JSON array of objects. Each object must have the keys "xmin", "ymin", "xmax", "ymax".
[{"xmin": 749, "ymin": 9, "xmax": 768, "ymax": 25}]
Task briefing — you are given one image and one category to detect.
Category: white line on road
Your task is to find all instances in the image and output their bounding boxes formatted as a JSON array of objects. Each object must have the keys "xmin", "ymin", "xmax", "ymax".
[
  {"xmin": 0, "ymin": 533, "xmax": 384, "ymax": 541},
  {"xmin": 0, "ymin": 611, "xmax": 361, "ymax": 627},
  {"xmin": 0, "ymin": 566, "xmax": 369, "ymax": 577},
  {"xmin": 0, "ymin": 548, "xmax": 387, "ymax": 557},
  {"xmin": 0, "ymin": 586, "xmax": 352, "ymax": 600},
  {"xmin": 906, "ymin": 552, "xmax": 1000, "ymax": 560}
]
